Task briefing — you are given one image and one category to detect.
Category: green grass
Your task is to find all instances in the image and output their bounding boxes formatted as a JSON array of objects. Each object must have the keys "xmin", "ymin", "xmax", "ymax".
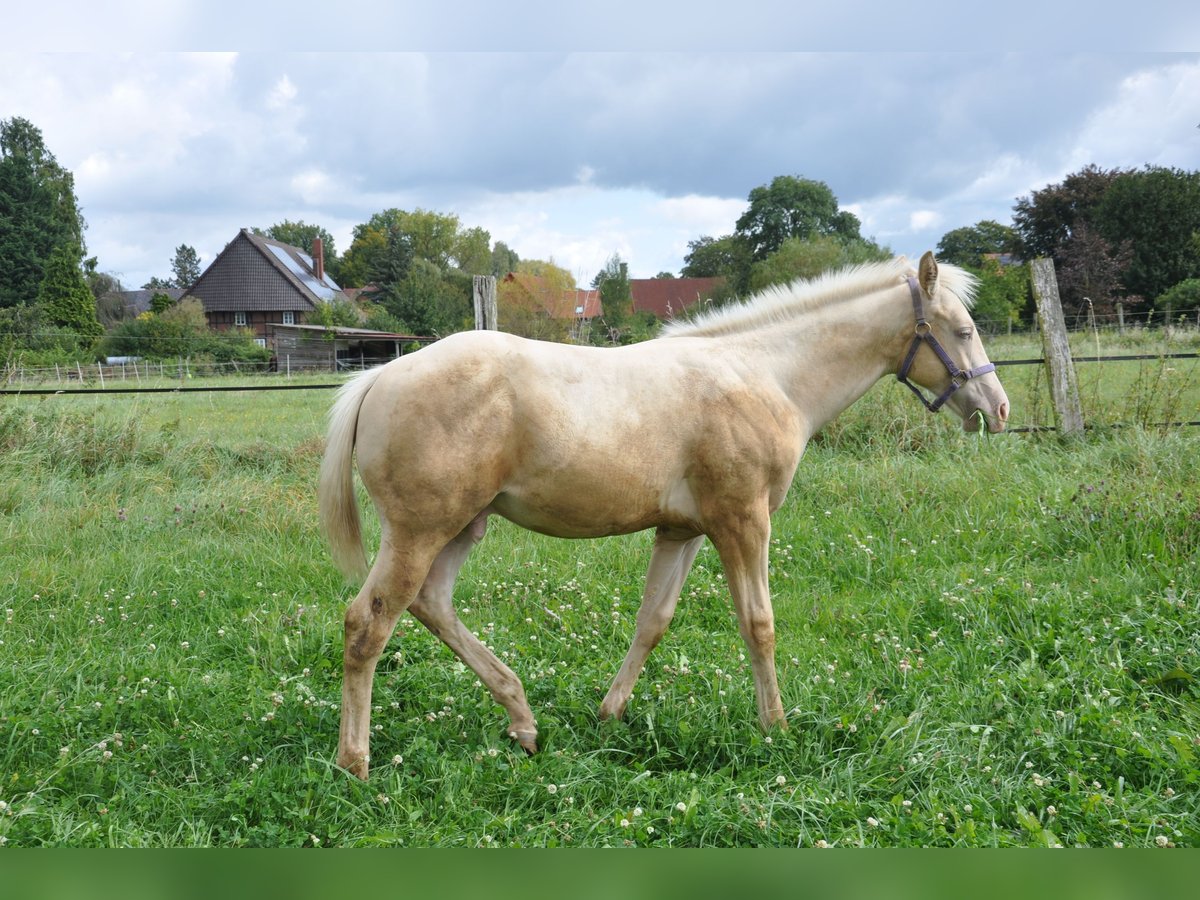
[{"xmin": 1, "ymin": 351, "xmax": 1198, "ymax": 847}]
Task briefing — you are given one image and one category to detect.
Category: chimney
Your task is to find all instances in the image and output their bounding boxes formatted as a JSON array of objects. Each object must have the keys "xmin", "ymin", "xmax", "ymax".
[{"xmin": 312, "ymin": 237, "xmax": 325, "ymax": 282}]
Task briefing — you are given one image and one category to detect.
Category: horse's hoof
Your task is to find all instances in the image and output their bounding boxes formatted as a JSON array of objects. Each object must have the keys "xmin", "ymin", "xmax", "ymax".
[
  {"xmin": 338, "ymin": 750, "xmax": 370, "ymax": 780},
  {"xmin": 510, "ymin": 730, "xmax": 539, "ymax": 754}
]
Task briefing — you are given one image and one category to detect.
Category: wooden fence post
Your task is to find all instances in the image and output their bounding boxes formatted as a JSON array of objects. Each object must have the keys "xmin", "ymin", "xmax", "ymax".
[
  {"xmin": 473, "ymin": 275, "xmax": 497, "ymax": 331},
  {"xmin": 1030, "ymin": 258, "xmax": 1084, "ymax": 436}
]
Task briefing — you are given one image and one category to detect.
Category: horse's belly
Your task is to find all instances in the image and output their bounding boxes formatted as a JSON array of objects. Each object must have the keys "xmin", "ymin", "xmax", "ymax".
[{"xmin": 489, "ymin": 472, "xmax": 693, "ymax": 540}]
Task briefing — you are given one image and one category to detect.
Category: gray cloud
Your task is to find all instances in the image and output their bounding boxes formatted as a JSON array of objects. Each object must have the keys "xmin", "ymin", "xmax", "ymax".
[{"xmin": 4, "ymin": 48, "xmax": 1197, "ymax": 285}]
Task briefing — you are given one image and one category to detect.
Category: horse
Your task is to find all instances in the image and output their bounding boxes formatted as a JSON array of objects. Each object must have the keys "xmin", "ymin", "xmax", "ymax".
[{"xmin": 319, "ymin": 251, "xmax": 1009, "ymax": 779}]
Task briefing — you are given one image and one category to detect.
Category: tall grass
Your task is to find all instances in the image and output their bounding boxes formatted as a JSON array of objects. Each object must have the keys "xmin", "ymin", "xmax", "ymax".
[{"xmin": 0, "ymin": 360, "xmax": 1197, "ymax": 847}]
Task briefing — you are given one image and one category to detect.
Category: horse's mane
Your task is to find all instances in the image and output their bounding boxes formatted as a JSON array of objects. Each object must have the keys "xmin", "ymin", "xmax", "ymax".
[{"xmin": 660, "ymin": 256, "xmax": 979, "ymax": 339}]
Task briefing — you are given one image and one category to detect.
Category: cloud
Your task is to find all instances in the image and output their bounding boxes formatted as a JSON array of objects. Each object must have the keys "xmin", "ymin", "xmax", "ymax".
[{"xmin": 3, "ymin": 48, "xmax": 1198, "ymax": 287}]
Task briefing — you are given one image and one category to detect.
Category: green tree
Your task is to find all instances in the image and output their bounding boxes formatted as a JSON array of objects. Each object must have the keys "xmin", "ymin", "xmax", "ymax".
[
  {"xmin": 0, "ymin": 116, "xmax": 87, "ymax": 309},
  {"xmin": 968, "ymin": 257, "xmax": 1030, "ymax": 329},
  {"xmin": 452, "ymin": 226, "xmax": 493, "ymax": 274},
  {"xmin": 378, "ymin": 259, "xmax": 470, "ymax": 336},
  {"xmin": 935, "ymin": 220, "xmax": 1019, "ymax": 268},
  {"xmin": 746, "ymin": 234, "xmax": 890, "ymax": 294},
  {"xmin": 735, "ymin": 175, "xmax": 862, "ymax": 263},
  {"xmin": 490, "ymin": 241, "xmax": 520, "ymax": 277},
  {"xmin": 171, "ymin": 244, "xmax": 202, "ymax": 289},
  {"xmin": 257, "ymin": 220, "xmax": 340, "ymax": 281},
  {"xmin": 1154, "ymin": 278, "xmax": 1200, "ymax": 314},
  {"xmin": 1095, "ymin": 166, "xmax": 1200, "ymax": 302},
  {"xmin": 37, "ymin": 242, "xmax": 101, "ymax": 339},
  {"xmin": 149, "ymin": 292, "xmax": 176, "ymax": 314},
  {"xmin": 681, "ymin": 234, "xmax": 746, "ymax": 278},
  {"xmin": 592, "ymin": 254, "xmax": 633, "ymax": 343}
]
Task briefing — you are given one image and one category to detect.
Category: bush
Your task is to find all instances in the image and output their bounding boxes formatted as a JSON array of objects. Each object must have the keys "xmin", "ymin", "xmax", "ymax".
[
  {"xmin": 99, "ymin": 298, "xmax": 268, "ymax": 363},
  {"xmin": 1155, "ymin": 278, "xmax": 1200, "ymax": 313}
]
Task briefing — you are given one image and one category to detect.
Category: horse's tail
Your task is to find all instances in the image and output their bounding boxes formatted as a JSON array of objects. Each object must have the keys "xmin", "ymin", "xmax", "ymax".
[{"xmin": 318, "ymin": 365, "xmax": 385, "ymax": 582}]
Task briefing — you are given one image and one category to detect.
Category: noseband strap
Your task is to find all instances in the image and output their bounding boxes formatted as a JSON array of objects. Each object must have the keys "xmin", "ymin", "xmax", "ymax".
[{"xmin": 896, "ymin": 276, "xmax": 995, "ymax": 413}]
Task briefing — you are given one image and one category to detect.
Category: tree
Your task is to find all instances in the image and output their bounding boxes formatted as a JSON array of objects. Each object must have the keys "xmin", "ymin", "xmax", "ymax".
[
  {"xmin": 497, "ymin": 259, "xmax": 575, "ymax": 341},
  {"xmin": 37, "ymin": 242, "xmax": 102, "ymax": 339},
  {"xmin": 0, "ymin": 116, "xmax": 87, "ymax": 309},
  {"xmin": 968, "ymin": 257, "xmax": 1030, "ymax": 329},
  {"xmin": 1094, "ymin": 166, "xmax": 1200, "ymax": 302},
  {"xmin": 490, "ymin": 241, "xmax": 520, "ymax": 277},
  {"xmin": 1012, "ymin": 164, "xmax": 1126, "ymax": 262},
  {"xmin": 735, "ymin": 175, "xmax": 862, "ymax": 263},
  {"xmin": 149, "ymin": 292, "xmax": 176, "ymax": 314},
  {"xmin": 1153, "ymin": 278, "xmax": 1200, "ymax": 314},
  {"xmin": 681, "ymin": 234, "xmax": 746, "ymax": 278},
  {"xmin": 171, "ymin": 244, "xmax": 202, "ymax": 290},
  {"xmin": 257, "ymin": 220, "xmax": 340, "ymax": 282},
  {"xmin": 746, "ymin": 234, "xmax": 890, "ymax": 294},
  {"xmin": 142, "ymin": 276, "xmax": 175, "ymax": 291},
  {"xmin": 592, "ymin": 254, "xmax": 633, "ymax": 343},
  {"xmin": 1055, "ymin": 222, "xmax": 1134, "ymax": 317},
  {"xmin": 451, "ymin": 226, "xmax": 493, "ymax": 274},
  {"xmin": 260, "ymin": 220, "xmax": 336, "ymax": 257},
  {"xmin": 377, "ymin": 259, "xmax": 471, "ymax": 336},
  {"xmin": 935, "ymin": 220, "xmax": 1019, "ymax": 268}
]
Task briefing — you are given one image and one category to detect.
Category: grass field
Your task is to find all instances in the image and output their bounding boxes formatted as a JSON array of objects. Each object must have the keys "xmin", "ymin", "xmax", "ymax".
[{"xmin": 1, "ymin": 336, "xmax": 1198, "ymax": 847}]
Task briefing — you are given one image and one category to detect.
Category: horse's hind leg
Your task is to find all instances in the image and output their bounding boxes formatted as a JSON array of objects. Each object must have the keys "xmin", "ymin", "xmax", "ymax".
[
  {"xmin": 599, "ymin": 531, "xmax": 704, "ymax": 721},
  {"xmin": 407, "ymin": 514, "xmax": 540, "ymax": 753},
  {"xmin": 338, "ymin": 532, "xmax": 442, "ymax": 780}
]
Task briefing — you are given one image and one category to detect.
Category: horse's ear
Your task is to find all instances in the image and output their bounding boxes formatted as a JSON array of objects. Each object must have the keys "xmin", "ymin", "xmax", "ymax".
[{"xmin": 918, "ymin": 251, "xmax": 939, "ymax": 296}]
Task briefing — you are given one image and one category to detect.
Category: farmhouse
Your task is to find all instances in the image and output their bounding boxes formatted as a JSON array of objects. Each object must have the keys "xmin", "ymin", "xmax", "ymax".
[{"xmin": 187, "ymin": 228, "xmax": 348, "ymax": 346}]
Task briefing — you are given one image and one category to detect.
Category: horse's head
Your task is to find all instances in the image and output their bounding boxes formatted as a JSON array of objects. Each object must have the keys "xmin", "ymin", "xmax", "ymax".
[{"xmin": 896, "ymin": 252, "xmax": 1010, "ymax": 433}]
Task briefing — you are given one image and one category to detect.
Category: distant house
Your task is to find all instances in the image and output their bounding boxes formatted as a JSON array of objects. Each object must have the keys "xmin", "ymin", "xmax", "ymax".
[
  {"xmin": 187, "ymin": 228, "xmax": 349, "ymax": 348},
  {"xmin": 629, "ymin": 277, "xmax": 725, "ymax": 321},
  {"xmin": 109, "ymin": 287, "xmax": 185, "ymax": 317}
]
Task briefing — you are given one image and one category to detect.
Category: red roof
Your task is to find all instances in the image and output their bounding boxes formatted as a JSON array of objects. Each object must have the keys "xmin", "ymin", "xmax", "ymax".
[{"xmin": 629, "ymin": 278, "xmax": 725, "ymax": 319}]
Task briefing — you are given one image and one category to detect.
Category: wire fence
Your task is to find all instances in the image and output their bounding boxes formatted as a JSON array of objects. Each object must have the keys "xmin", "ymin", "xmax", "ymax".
[{"xmin": 4, "ymin": 329, "xmax": 1200, "ymax": 435}]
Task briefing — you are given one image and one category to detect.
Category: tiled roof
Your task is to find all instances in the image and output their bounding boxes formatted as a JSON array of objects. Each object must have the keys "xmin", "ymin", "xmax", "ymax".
[
  {"xmin": 630, "ymin": 278, "xmax": 725, "ymax": 319},
  {"xmin": 188, "ymin": 229, "xmax": 345, "ymax": 313}
]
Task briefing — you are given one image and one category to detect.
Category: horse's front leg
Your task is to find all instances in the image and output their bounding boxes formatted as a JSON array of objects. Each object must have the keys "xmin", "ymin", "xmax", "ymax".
[
  {"xmin": 600, "ymin": 531, "xmax": 704, "ymax": 721},
  {"xmin": 710, "ymin": 506, "xmax": 787, "ymax": 731}
]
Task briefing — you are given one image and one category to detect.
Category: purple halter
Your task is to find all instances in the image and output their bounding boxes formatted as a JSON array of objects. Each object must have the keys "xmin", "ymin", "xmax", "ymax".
[{"xmin": 896, "ymin": 276, "xmax": 995, "ymax": 413}]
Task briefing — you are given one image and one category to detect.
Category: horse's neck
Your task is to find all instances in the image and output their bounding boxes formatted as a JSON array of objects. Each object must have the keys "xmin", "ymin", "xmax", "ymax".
[{"xmin": 739, "ymin": 285, "xmax": 911, "ymax": 434}]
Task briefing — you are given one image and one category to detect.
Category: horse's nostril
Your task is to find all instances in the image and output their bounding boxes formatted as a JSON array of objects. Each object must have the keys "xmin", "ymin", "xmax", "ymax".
[{"xmin": 998, "ymin": 401, "xmax": 1010, "ymax": 422}]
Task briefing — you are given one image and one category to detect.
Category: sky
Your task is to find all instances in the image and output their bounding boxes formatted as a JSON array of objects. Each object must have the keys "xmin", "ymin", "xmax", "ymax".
[{"xmin": 3, "ymin": 3, "xmax": 1199, "ymax": 290}]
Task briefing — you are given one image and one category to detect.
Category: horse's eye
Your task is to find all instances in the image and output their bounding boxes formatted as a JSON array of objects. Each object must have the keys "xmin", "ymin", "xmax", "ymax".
[{"xmin": 957, "ymin": 328, "xmax": 973, "ymax": 340}]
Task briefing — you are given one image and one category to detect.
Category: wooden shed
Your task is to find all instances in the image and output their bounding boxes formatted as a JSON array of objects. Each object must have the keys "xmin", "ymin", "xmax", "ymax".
[{"xmin": 266, "ymin": 323, "xmax": 435, "ymax": 373}]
